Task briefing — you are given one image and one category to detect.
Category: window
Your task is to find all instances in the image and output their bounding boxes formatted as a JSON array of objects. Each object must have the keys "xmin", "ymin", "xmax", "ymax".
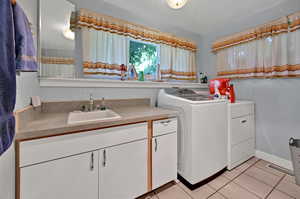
[
  {"xmin": 129, "ymin": 40, "xmax": 159, "ymax": 78},
  {"xmin": 80, "ymin": 28, "xmax": 196, "ymax": 82}
]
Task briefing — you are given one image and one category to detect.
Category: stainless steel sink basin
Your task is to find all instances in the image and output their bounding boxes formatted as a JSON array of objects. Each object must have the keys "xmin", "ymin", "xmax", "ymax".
[{"xmin": 67, "ymin": 109, "xmax": 121, "ymax": 125}]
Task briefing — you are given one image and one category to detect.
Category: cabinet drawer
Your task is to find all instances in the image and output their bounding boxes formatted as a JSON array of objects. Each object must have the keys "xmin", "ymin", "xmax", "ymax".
[
  {"xmin": 231, "ymin": 103, "xmax": 254, "ymax": 118},
  {"xmin": 230, "ymin": 138, "xmax": 255, "ymax": 167},
  {"xmin": 230, "ymin": 115, "xmax": 254, "ymax": 146},
  {"xmin": 19, "ymin": 123, "xmax": 147, "ymax": 167},
  {"xmin": 153, "ymin": 118, "xmax": 177, "ymax": 136}
]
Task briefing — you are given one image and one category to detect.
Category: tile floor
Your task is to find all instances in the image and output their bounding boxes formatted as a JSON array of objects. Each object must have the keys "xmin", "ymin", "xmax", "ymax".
[{"xmin": 138, "ymin": 157, "xmax": 300, "ymax": 199}]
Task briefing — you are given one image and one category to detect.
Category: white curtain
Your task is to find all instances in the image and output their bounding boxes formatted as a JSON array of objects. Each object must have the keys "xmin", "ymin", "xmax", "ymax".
[
  {"xmin": 160, "ymin": 44, "xmax": 197, "ymax": 81},
  {"xmin": 72, "ymin": 9, "xmax": 198, "ymax": 81},
  {"xmin": 160, "ymin": 44, "xmax": 173, "ymax": 80},
  {"xmin": 288, "ymin": 11, "xmax": 300, "ymax": 77},
  {"xmin": 260, "ymin": 33, "xmax": 288, "ymax": 77},
  {"xmin": 42, "ymin": 64, "xmax": 75, "ymax": 78},
  {"xmin": 82, "ymin": 28, "xmax": 128, "ymax": 79},
  {"xmin": 216, "ymin": 40, "xmax": 257, "ymax": 78},
  {"xmin": 215, "ymin": 17, "xmax": 291, "ymax": 78},
  {"xmin": 82, "ymin": 28, "xmax": 197, "ymax": 81},
  {"xmin": 41, "ymin": 57, "xmax": 75, "ymax": 78}
]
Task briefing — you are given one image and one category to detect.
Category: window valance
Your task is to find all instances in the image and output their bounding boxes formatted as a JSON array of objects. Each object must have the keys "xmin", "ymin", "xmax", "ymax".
[
  {"xmin": 41, "ymin": 57, "xmax": 75, "ymax": 65},
  {"xmin": 213, "ymin": 11, "xmax": 300, "ymax": 79},
  {"xmin": 41, "ymin": 57, "xmax": 75, "ymax": 78},
  {"xmin": 212, "ymin": 17, "xmax": 289, "ymax": 52},
  {"xmin": 289, "ymin": 11, "xmax": 300, "ymax": 32},
  {"xmin": 71, "ymin": 9, "xmax": 197, "ymax": 52}
]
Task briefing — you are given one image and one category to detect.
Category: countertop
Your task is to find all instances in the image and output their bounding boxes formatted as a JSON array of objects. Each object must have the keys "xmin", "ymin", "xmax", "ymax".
[{"xmin": 16, "ymin": 105, "xmax": 177, "ymax": 141}]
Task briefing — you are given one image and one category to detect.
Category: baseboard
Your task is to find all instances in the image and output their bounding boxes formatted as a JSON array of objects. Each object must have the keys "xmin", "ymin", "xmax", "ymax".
[{"xmin": 255, "ymin": 150, "xmax": 293, "ymax": 171}]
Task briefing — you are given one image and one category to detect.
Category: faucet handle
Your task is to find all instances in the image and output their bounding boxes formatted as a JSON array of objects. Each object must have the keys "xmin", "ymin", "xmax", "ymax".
[
  {"xmin": 81, "ymin": 105, "xmax": 86, "ymax": 112},
  {"xmin": 100, "ymin": 97, "xmax": 106, "ymax": 110}
]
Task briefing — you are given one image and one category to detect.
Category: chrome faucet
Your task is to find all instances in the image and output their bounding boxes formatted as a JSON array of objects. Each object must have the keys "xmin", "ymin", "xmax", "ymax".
[{"xmin": 89, "ymin": 93, "xmax": 94, "ymax": 111}]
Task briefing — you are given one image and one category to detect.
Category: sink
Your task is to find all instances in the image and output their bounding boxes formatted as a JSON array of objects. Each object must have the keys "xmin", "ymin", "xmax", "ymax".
[{"xmin": 67, "ymin": 109, "xmax": 121, "ymax": 125}]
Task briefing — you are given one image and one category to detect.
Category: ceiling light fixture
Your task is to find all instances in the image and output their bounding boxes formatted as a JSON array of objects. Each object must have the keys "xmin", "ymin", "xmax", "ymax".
[
  {"xmin": 166, "ymin": 0, "xmax": 188, "ymax": 9},
  {"xmin": 62, "ymin": 27, "xmax": 75, "ymax": 40}
]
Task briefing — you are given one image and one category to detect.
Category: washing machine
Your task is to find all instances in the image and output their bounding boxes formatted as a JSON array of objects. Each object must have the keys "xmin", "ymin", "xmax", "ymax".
[{"xmin": 158, "ymin": 88, "xmax": 228, "ymax": 189}]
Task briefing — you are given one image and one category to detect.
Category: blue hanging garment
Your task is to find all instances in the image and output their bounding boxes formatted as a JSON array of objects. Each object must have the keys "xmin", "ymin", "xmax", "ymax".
[
  {"xmin": 0, "ymin": 0, "xmax": 37, "ymax": 156},
  {"xmin": 0, "ymin": 0, "xmax": 17, "ymax": 155},
  {"xmin": 13, "ymin": 2, "xmax": 38, "ymax": 72}
]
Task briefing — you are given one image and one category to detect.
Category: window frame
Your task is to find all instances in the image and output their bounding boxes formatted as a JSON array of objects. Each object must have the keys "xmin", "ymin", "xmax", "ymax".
[{"xmin": 127, "ymin": 38, "xmax": 161, "ymax": 75}]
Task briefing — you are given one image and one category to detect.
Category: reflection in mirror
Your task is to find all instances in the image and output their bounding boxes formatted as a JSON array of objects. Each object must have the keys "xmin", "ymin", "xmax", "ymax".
[
  {"xmin": 38, "ymin": 2, "xmax": 197, "ymax": 82},
  {"xmin": 40, "ymin": 0, "xmax": 75, "ymax": 78}
]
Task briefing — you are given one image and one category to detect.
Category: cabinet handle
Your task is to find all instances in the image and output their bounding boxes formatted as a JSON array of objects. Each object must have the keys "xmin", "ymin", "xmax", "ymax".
[
  {"xmin": 90, "ymin": 152, "xmax": 94, "ymax": 171},
  {"xmin": 241, "ymin": 120, "xmax": 247, "ymax": 123},
  {"xmin": 155, "ymin": 138, "xmax": 158, "ymax": 152},
  {"xmin": 103, "ymin": 150, "xmax": 106, "ymax": 167}
]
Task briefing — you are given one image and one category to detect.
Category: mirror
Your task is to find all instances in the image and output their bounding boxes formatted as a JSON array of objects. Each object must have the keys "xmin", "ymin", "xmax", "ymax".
[
  {"xmin": 39, "ymin": 0, "xmax": 75, "ymax": 78},
  {"xmin": 38, "ymin": 0, "xmax": 197, "ymax": 83}
]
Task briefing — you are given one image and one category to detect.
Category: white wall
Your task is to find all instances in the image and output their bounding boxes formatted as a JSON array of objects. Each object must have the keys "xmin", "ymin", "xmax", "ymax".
[
  {"xmin": 199, "ymin": 0, "xmax": 300, "ymax": 161},
  {"xmin": 16, "ymin": 73, "xmax": 40, "ymax": 110},
  {"xmin": 40, "ymin": 87, "xmax": 160, "ymax": 106},
  {"xmin": 233, "ymin": 79, "xmax": 300, "ymax": 160}
]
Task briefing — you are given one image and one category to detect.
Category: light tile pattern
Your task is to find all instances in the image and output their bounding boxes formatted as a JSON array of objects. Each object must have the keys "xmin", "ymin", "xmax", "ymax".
[
  {"xmin": 234, "ymin": 174, "xmax": 273, "ymax": 198},
  {"xmin": 245, "ymin": 166, "xmax": 282, "ymax": 187},
  {"xmin": 208, "ymin": 176, "xmax": 230, "ymax": 190},
  {"xmin": 137, "ymin": 157, "xmax": 300, "ymax": 199}
]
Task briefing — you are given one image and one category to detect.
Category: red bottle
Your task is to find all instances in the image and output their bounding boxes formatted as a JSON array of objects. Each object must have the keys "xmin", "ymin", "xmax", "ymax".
[
  {"xmin": 229, "ymin": 84, "xmax": 236, "ymax": 103},
  {"xmin": 120, "ymin": 64, "xmax": 127, "ymax": 81},
  {"xmin": 209, "ymin": 78, "xmax": 230, "ymax": 96}
]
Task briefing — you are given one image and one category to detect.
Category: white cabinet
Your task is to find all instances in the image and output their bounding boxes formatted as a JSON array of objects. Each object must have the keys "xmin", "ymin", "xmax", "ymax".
[
  {"xmin": 99, "ymin": 140, "xmax": 148, "ymax": 199},
  {"xmin": 152, "ymin": 133, "xmax": 177, "ymax": 189},
  {"xmin": 19, "ymin": 123, "xmax": 148, "ymax": 199},
  {"xmin": 152, "ymin": 117, "xmax": 177, "ymax": 190},
  {"xmin": 18, "ymin": 119, "xmax": 178, "ymax": 199},
  {"xmin": 228, "ymin": 101, "xmax": 255, "ymax": 170},
  {"xmin": 20, "ymin": 151, "xmax": 99, "ymax": 199}
]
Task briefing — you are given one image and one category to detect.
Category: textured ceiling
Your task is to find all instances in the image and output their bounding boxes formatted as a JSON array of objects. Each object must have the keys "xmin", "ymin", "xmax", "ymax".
[
  {"xmin": 41, "ymin": 0, "xmax": 299, "ymax": 51},
  {"xmin": 102, "ymin": 0, "xmax": 291, "ymax": 35}
]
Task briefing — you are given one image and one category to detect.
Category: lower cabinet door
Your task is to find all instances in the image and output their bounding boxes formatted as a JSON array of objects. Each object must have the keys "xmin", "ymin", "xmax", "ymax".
[
  {"xmin": 99, "ymin": 139, "xmax": 148, "ymax": 199},
  {"xmin": 20, "ymin": 151, "xmax": 99, "ymax": 199},
  {"xmin": 152, "ymin": 133, "xmax": 177, "ymax": 189}
]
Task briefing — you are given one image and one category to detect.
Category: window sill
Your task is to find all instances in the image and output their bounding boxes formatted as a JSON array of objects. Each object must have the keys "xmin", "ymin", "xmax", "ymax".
[{"xmin": 39, "ymin": 78, "xmax": 208, "ymax": 88}]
